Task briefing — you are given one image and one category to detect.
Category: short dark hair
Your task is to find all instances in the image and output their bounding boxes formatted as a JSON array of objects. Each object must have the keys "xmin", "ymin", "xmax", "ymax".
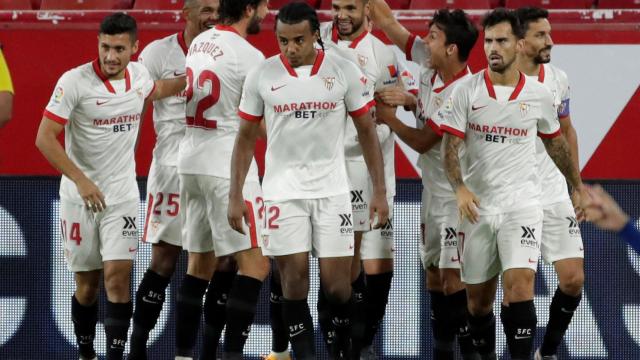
[
  {"xmin": 99, "ymin": 12, "xmax": 137, "ymax": 41},
  {"xmin": 514, "ymin": 7, "xmax": 549, "ymax": 34},
  {"xmin": 219, "ymin": 0, "xmax": 263, "ymax": 24},
  {"xmin": 276, "ymin": 1, "xmax": 324, "ymax": 50},
  {"xmin": 429, "ymin": 9, "xmax": 479, "ymax": 62},
  {"xmin": 481, "ymin": 8, "xmax": 523, "ymax": 39}
]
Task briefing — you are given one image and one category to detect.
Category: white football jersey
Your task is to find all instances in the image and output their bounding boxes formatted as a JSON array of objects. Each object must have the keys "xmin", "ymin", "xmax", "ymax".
[
  {"xmin": 138, "ymin": 32, "xmax": 189, "ymax": 167},
  {"xmin": 320, "ymin": 22, "xmax": 399, "ymax": 196},
  {"xmin": 178, "ymin": 25, "xmax": 264, "ymax": 181},
  {"xmin": 437, "ymin": 70, "xmax": 560, "ymax": 215},
  {"xmin": 529, "ymin": 63, "xmax": 572, "ymax": 206},
  {"xmin": 44, "ymin": 60, "xmax": 155, "ymax": 205},
  {"xmin": 238, "ymin": 51, "xmax": 374, "ymax": 201}
]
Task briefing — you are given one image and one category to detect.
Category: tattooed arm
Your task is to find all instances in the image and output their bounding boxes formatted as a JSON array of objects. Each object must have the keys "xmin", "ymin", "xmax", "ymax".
[{"xmin": 443, "ymin": 133, "xmax": 479, "ymax": 223}]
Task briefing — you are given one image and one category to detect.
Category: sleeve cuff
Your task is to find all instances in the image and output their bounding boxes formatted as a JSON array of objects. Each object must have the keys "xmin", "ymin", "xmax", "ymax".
[
  {"xmin": 426, "ymin": 118, "xmax": 443, "ymax": 137},
  {"xmin": 43, "ymin": 109, "xmax": 68, "ymax": 125},
  {"xmin": 440, "ymin": 125, "xmax": 465, "ymax": 139},
  {"xmin": 238, "ymin": 110, "xmax": 263, "ymax": 122},
  {"xmin": 405, "ymin": 34, "xmax": 417, "ymax": 62},
  {"xmin": 408, "ymin": 89, "xmax": 419, "ymax": 96},
  {"xmin": 559, "ymin": 114, "xmax": 570, "ymax": 120},
  {"xmin": 349, "ymin": 100, "xmax": 376, "ymax": 118},
  {"xmin": 538, "ymin": 129, "xmax": 561, "ymax": 139}
]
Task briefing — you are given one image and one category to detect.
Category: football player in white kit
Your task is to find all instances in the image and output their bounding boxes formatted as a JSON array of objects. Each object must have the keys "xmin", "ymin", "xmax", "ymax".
[
  {"xmin": 369, "ymin": 2, "xmax": 480, "ymax": 358},
  {"xmin": 128, "ymin": 1, "xmax": 222, "ymax": 359},
  {"xmin": 439, "ymin": 9, "xmax": 590, "ymax": 360},
  {"xmin": 229, "ymin": 3, "xmax": 388, "ymax": 359},
  {"xmin": 313, "ymin": 0, "xmax": 403, "ymax": 357},
  {"xmin": 35, "ymin": 13, "xmax": 186, "ymax": 360},
  {"xmin": 513, "ymin": 7, "xmax": 585, "ymax": 360},
  {"xmin": 174, "ymin": 1, "xmax": 270, "ymax": 359}
]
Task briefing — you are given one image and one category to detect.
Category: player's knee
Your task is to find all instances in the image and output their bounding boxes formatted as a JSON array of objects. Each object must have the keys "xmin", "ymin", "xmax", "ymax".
[
  {"xmin": 186, "ymin": 252, "xmax": 216, "ymax": 280},
  {"xmin": 322, "ymin": 281, "xmax": 351, "ymax": 303},
  {"xmin": 505, "ymin": 281, "xmax": 535, "ymax": 303},
  {"xmin": 559, "ymin": 270, "xmax": 584, "ymax": 296},
  {"xmin": 75, "ymin": 282, "xmax": 100, "ymax": 304},
  {"xmin": 282, "ymin": 273, "xmax": 309, "ymax": 300},
  {"xmin": 441, "ymin": 274, "xmax": 464, "ymax": 296},
  {"xmin": 425, "ymin": 267, "xmax": 443, "ymax": 291},
  {"xmin": 467, "ymin": 298, "xmax": 492, "ymax": 316},
  {"xmin": 104, "ymin": 274, "xmax": 131, "ymax": 301},
  {"xmin": 149, "ymin": 247, "xmax": 179, "ymax": 277},
  {"xmin": 239, "ymin": 255, "xmax": 270, "ymax": 281}
]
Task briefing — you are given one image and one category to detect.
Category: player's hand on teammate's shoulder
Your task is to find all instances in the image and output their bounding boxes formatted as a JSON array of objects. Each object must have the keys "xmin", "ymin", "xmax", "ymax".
[
  {"xmin": 370, "ymin": 191, "xmax": 389, "ymax": 229},
  {"xmin": 584, "ymin": 184, "xmax": 629, "ymax": 232},
  {"xmin": 455, "ymin": 185, "xmax": 479, "ymax": 224},
  {"xmin": 227, "ymin": 195, "xmax": 249, "ymax": 235},
  {"xmin": 75, "ymin": 176, "xmax": 106, "ymax": 213}
]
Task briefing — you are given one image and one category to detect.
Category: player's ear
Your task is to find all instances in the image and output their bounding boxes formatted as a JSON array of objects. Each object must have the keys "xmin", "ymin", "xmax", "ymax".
[
  {"xmin": 245, "ymin": 4, "xmax": 256, "ymax": 19},
  {"xmin": 181, "ymin": 6, "xmax": 190, "ymax": 22},
  {"xmin": 132, "ymin": 39, "xmax": 139, "ymax": 54},
  {"xmin": 516, "ymin": 38, "xmax": 525, "ymax": 52},
  {"xmin": 446, "ymin": 43, "xmax": 457, "ymax": 58}
]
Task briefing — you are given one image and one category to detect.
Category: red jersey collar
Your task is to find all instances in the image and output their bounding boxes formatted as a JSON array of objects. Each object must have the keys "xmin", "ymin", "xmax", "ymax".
[
  {"xmin": 177, "ymin": 31, "xmax": 188, "ymax": 55},
  {"xmin": 92, "ymin": 59, "xmax": 130, "ymax": 94},
  {"xmin": 279, "ymin": 50, "xmax": 325, "ymax": 78},
  {"xmin": 537, "ymin": 64, "xmax": 545, "ymax": 83},
  {"xmin": 432, "ymin": 66, "xmax": 470, "ymax": 94},
  {"xmin": 215, "ymin": 24, "xmax": 240, "ymax": 35},
  {"xmin": 483, "ymin": 69, "xmax": 525, "ymax": 101},
  {"xmin": 331, "ymin": 24, "xmax": 368, "ymax": 49}
]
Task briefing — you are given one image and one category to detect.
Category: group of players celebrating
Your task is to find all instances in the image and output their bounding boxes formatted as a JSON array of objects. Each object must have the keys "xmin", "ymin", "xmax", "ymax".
[{"xmin": 35, "ymin": 0, "xmax": 590, "ymax": 359}]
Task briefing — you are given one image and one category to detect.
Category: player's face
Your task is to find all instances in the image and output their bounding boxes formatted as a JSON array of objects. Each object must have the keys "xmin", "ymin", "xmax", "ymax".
[
  {"xmin": 276, "ymin": 20, "xmax": 319, "ymax": 68},
  {"xmin": 522, "ymin": 18, "xmax": 553, "ymax": 64},
  {"xmin": 187, "ymin": 0, "xmax": 219, "ymax": 33},
  {"xmin": 483, "ymin": 22, "xmax": 521, "ymax": 74},
  {"xmin": 332, "ymin": 0, "xmax": 368, "ymax": 37},
  {"xmin": 98, "ymin": 33, "xmax": 138, "ymax": 78},
  {"xmin": 424, "ymin": 23, "xmax": 450, "ymax": 70},
  {"xmin": 247, "ymin": 0, "xmax": 269, "ymax": 35}
]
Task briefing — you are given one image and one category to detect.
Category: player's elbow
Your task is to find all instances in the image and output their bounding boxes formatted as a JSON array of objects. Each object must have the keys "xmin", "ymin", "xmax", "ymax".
[
  {"xmin": 0, "ymin": 94, "xmax": 12, "ymax": 128},
  {"xmin": 0, "ymin": 111, "xmax": 10, "ymax": 128}
]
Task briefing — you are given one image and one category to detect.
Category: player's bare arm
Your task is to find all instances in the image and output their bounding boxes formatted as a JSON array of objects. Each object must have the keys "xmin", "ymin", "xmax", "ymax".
[
  {"xmin": 368, "ymin": 0, "xmax": 411, "ymax": 50},
  {"xmin": 228, "ymin": 119, "xmax": 261, "ymax": 235},
  {"xmin": 147, "ymin": 76, "xmax": 187, "ymax": 102},
  {"xmin": 376, "ymin": 100, "xmax": 440, "ymax": 154},
  {"xmin": 541, "ymin": 134, "xmax": 590, "ymax": 217},
  {"xmin": 35, "ymin": 117, "xmax": 106, "ymax": 212},
  {"xmin": 352, "ymin": 111, "xmax": 389, "ymax": 228},
  {"xmin": 559, "ymin": 116, "xmax": 580, "ymax": 177},
  {"xmin": 443, "ymin": 132, "xmax": 479, "ymax": 223}
]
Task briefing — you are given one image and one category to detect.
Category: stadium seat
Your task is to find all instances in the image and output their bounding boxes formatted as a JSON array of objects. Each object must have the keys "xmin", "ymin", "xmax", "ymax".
[
  {"xmin": 40, "ymin": 0, "xmax": 132, "ymax": 10},
  {"xmin": 410, "ymin": 0, "xmax": 492, "ymax": 9},
  {"xmin": 504, "ymin": 0, "xmax": 593, "ymax": 9},
  {"xmin": 133, "ymin": 0, "xmax": 182, "ymax": 10},
  {"xmin": 320, "ymin": 0, "xmax": 411, "ymax": 9},
  {"xmin": 270, "ymin": 0, "xmax": 320, "ymax": 11},
  {"xmin": 0, "ymin": 0, "xmax": 33, "ymax": 10},
  {"xmin": 598, "ymin": 0, "xmax": 640, "ymax": 8}
]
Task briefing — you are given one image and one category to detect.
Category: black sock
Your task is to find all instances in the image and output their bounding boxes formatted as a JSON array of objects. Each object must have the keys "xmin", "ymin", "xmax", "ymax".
[
  {"xmin": 200, "ymin": 271, "xmax": 235, "ymax": 360},
  {"xmin": 270, "ymin": 273, "xmax": 289, "ymax": 353},
  {"xmin": 468, "ymin": 311, "xmax": 496, "ymax": 358},
  {"xmin": 500, "ymin": 303, "xmax": 513, "ymax": 346},
  {"xmin": 72, "ymin": 295, "xmax": 98, "ymax": 359},
  {"xmin": 448, "ymin": 289, "xmax": 477, "ymax": 358},
  {"xmin": 223, "ymin": 275, "xmax": 263, "ymax": 355},
  {"xmin": 317, "ymin": 283, "xmax": 334, "ymax": 349},
  {"xmin": 363, "ymin": 272, "xmax": 393, "ymax": 348},
  {"xmin": 175, "ymin": 274, "xmax": 209, "ymax": 357},
  {"xmin": 105, "ymin": 301, "xmax": 132, "ymax": 360},
  {"xmin": 283, "ymin": 298, "xmax": 316, "ymax": 360},
  {"xmin": 540, "ymin": 288, "xmax": 581, "ymax": 356},
  {"xmin": 329, "ymin": 296, "xmax": 353, "ymax": 358},
  {"xmin": 129, "ymin": 269, "xmax": 171, "ymax": 359},
  {"xmin": 429, "ymin": 291, "xmax": 455, "ymax": 360},
  {"xmin": 350, "ymin": 271, "xmax": 367, "ymax": 358},
  {"xmin": 505, "ymin": 300, "xmax": 537, "ymax": 360}
]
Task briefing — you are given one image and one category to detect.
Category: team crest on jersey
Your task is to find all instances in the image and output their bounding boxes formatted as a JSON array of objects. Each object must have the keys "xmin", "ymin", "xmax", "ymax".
[
  {"xmin": 322, "ymin": 76, "xmax": 336, "ymax": 91},
  {"xmin": 519, "ymin": 102, "xmax": 530, "ymax": 117},
  {"xmin": 136, "ymin": 87, "xmax": 144, "ymax": 99},
  {"xmin": 357, "ymin": 54, "xmax": 368, "ymax": 67},
  {"xmin": 432, "ymin": 96, "xmax": 443, "ymax": 109}
]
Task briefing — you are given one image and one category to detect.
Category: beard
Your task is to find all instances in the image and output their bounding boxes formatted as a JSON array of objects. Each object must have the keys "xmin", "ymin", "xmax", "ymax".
[
  {"xmin": 489, "ymin": 55, "xmax": 516, "ymax": 74},
  {"xmin": 335, "ymin": 18, "xmax": 364, "ymax": 37},
  {"xmin": 247, "ymin": 13, "xmax": 262, "ymax": 35},
  {"xmin": 533, "ymin": 47, "xmax": 552, "ymax": 64}
]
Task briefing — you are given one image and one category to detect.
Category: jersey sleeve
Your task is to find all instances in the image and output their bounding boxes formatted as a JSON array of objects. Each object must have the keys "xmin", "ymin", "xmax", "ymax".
[
  {"xmin": 405, "ymin": 34, "xmax": 430, "ymax": 65},
  {"xmin": 557, "ymin": 72, "xmax": 571, "ymax": 119},
  {"xmin": 238, "ymin": 66, "xmax": 264, "ymax": 122},
  {"xmin": 436, "ymin": 85, "xmax": 469, "ymax": 139},
  {"xmin": 139, "ymin": 65, "xmax": 157, "ymax": 100},
  {"xmin": 43, "ymin": 71, "xmax": 80, "ymax": 125},
  {"xmin": 537, "ymin": 87, "xmax": 561, "ymax": 138},
  {"xmin": 0, "ymin": 49, "xmax": 14, "ymax": 94},
  {"xmin": 138, "ymin": 42, "xmax": 164, "ymax": 81},
  {"xmin": 343, "ymin": 60, "xmax": 375, "ymax": 117},
  {"xmin": 397, "ymin": 55, "xmax": 418, "ymax": 95},
  {"xmin": 373, "ymin": 43, "xmax": 399, "ymax": 91}
]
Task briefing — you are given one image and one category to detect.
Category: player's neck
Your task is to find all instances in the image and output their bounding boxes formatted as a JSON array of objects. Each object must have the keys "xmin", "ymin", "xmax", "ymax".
[
  {"xmin": 100, "ymin": 65, "xmax": 126, "ymax": 81},
  {"xmin": 183, "ymin": 27, "xmax": 198, "ymax": 48},
  {"xmin": 488, "ymin": 66, "xmax": 520, "ymax": 87},
  {"xmin": 516, "ymin": 56, "xmax": 540, "ymax": 77},
  {"xmin": 230, "ymin": 20, "xmax": 249, "ymax": 39},
  {"xmin": 340, "ymin": 25, "xmax": 366, "ymax": 42},
  {"xmin": 438, "ymin": 61, "xmax": 467, "ymax": 84}
]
